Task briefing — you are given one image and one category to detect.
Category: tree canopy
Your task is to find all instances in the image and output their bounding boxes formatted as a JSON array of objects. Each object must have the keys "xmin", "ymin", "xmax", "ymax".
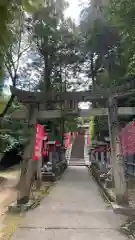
[
  {"xmin": 1, "ymin": 0, "xmax": 135, "ymax": 149},
  {"xmin": 79, "ymin": 0, "xmax": 135, "ymax": 141}
]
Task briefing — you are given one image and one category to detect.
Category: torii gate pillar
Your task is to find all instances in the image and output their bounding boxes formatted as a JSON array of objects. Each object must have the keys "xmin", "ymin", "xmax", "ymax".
[{"xmin": 108, "ymin": 97, "xmax": 128, "ymax": 205}]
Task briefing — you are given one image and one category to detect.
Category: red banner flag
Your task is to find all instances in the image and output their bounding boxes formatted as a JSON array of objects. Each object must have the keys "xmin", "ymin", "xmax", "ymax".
[{"xmin": 33, "ymin": 124, "xmax": 44, "ymax": 161}]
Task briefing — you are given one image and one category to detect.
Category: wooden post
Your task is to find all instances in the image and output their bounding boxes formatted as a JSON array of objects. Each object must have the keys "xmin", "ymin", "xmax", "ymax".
[{"xmin": 108, "ymin": 97, "xmax": 128, "ymax": 205}]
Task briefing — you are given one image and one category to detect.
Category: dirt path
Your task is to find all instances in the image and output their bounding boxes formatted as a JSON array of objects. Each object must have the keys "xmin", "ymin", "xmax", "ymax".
[{"xmin": 0, "ymin": 166, "xmax": 20, "ymax": 217}]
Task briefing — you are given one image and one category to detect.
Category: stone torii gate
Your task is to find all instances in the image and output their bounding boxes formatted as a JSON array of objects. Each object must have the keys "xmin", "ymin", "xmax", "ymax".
[{"xmin": 10, "ymin": 80, "xmax": 135, "ymax": 206}]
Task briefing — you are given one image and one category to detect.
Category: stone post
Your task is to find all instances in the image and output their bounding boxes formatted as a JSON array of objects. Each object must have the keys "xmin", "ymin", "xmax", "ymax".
[{"xmin": 50, "ymin": 150, "xmax": 56, "ymax": 174}]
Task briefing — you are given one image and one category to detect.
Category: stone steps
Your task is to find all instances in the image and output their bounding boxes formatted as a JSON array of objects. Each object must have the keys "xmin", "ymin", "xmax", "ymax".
[{"xmin": 69, "ymin": 158, "xmax": 85, "ymax": 166}]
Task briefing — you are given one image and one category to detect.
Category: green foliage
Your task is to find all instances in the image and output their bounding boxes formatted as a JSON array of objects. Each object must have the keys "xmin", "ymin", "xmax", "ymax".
[
  {"xmin": 0, "ymin": 0, "xmax": 45, "ymax": 83},
  {"xmin": 0, "ymin": 134, "xmax": 18, "ymax": 153},
  {"xmin": 79, "ymin": 0, "xmax": 130, "ymax": 86},
  {"xmin": 108, "ymin": 0, "xmax": 135, "ymax": 76},
  {"xmin": 89, "ymin": 116, "xmax": 95, "ymax": 141},
  {"xmin": 0, "ymin": 97, "xmax": 31, "ymax": 153},
  {"xmin": 0, "ymin": 94, "xmax": 10, "ymax": 113},
  {"xmin": 64, "ymin": 117, "xmax": 78, "ymax": 133},
  {"xmin": 79, "ymin": 0, "xmax": 135, "ymax": 140},
  {"xmin": 33, "ymin": 0, "xmax": 82, "ymax": 92},
  {"xmin": 0, "ymin": 0, "xmax": 82, "ymax": 152}
]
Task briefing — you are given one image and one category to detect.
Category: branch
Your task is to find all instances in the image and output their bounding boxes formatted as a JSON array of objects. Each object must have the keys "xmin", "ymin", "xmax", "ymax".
[
  {"xmin": 5, "ymin": 29, "xmax": 31, "ymax": 86},
  {"xmin": 5, "ymin": 60, "xmax": 15, "ymax": 84},
  {"xmin": 17, "ymin": 42, "xmax": 31, "ymax": 60},
  {"xmin": 5, "ymin": 51, "xmax": 16, "ymax": 74}
]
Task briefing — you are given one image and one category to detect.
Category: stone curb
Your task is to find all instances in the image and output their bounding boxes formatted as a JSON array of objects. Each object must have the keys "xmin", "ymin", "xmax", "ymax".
[
  {"xmin": 89, "ymin": 166, "xmax": 135, "ymax": 238},
  {"xmin": 88, "ymin": 166, "xmax": 135, "ymax": 217},
  {"xmin": 8, "ymin": 200, "xmax": 36, "ymax": 213},
  {"xmin": 88, "ymin": 166, "xmax": 115, "ymax": 202},
  {"xmin": 111, "ymin": 202, "xmax": 135, "ymax": 216},
  {"xmin": 8, "ymin": 184, "xmax": 52, "ymax": 214}
]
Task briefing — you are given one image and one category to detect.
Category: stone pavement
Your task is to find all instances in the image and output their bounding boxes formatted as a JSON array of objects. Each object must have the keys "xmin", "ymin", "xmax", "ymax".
[{"xmin": 11, "ymin": 166, "xmax": 128, "ymax": 240}]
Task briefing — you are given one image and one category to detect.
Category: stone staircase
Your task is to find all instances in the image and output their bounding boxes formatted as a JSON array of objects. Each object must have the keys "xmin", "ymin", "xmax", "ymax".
[{"xmin": 69, "ymin": 135, "xmax": 85, "ymax": 166}]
